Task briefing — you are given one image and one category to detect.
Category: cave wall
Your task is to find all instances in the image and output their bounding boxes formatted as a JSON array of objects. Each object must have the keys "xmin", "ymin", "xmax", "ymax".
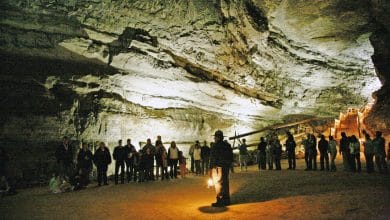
[
  {"xmin": 365, "ymin": 0, "xmax": 390, "ymax": 133},
  {"xmin": 0, "ymin": 0, "xmax": 388, "ymax": 181}
]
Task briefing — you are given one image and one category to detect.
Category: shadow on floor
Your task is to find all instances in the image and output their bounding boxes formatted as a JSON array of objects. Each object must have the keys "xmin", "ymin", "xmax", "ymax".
[{"xmin": 198, "ymin": 206, "xmax": 228, "ymax": 213}]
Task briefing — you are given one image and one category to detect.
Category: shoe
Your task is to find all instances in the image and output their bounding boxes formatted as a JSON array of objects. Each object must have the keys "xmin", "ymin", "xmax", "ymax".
[{"xmin": 212, "ymin": 202, "xmax": 225, "ymax": 207}]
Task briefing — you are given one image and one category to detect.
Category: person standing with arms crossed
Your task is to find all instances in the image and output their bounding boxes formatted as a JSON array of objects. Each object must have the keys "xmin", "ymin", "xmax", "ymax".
[{"xmin": 209, "ymin": 130, "xmax": 233, "ymax": 207}]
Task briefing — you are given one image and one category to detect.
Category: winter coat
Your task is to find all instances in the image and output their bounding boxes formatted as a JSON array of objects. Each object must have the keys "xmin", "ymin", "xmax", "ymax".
[
  {"xmin": 77, "ymin": 149, "xmax": 93, "ymax": 170},
  {"xmin": 209, "ymin": 140, "xmax": 233, "ymax": 168},
  {"xmin": 94, "ymin": 147, "xmax": 111, "ymax": 167}
]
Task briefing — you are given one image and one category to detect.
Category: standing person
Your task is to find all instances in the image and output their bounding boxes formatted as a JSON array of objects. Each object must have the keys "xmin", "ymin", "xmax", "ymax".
[
  {"xmin": 143, "ymin": 148, "xmax": 154, "ymax": 181},
  {"xmin": 318, "ymin": 135, "xmax": 330, "ymax": 171},
  {"xmin": 224, "ymin": 140, "xmax": 234, "ymax": 173},
  {"xmin": 239, "ymin": 139, "xmax": 249, "ymax": 172},
  {"xmin": 363, "ymin": 133, "xmax": 374, "ymax": 173},
  {"xmin": 309, "ymin": 134, "xmax": 317, "ymax": 171},
  {"xmin": 189, "ymin": 142, "xmax": 196, "ymax": 173},
  {"xmin": 328, "ymin": 136, "xmax": 337, "ymax": 172},
  {"xmin": 339, "ymin": 132, "xmax": 350, "ymax": 171},
  {"xmin": 285, "ymin": 132, "xmax": 296, "ymax": 170},
  {"xmin": 77, "ymin": 142, "xmax": 93, "ymax": 188},
  {"xmin": 201, "ymin": 141, "xmax": 211, "ymax": 175},
  {"xmin": 168, "ymin": 141, "xmax": 179, "ymax": 179},
  {"xmin": 273, "ymin": 136, "xmax": 282, "ymax": 170},
  {"xmin": 55, "ymin": 136, "xmax": 74, "ymax": 180},
  {"xmin": 161, "ymin": 147, "xmax": 169, "ymax": 180},
  {"xmin": 193, "ymin": 143, "xmax": 202, "ymax": 175},
  {"xmin": 209, "ymin": 130, "xmax": 233, "ymax": 207},
  {"xmin": 142, "ymin": 139, "xmax": 156, "ymax": 180},
  {"xmin": 349, "ymin": 135, "xmax": 361, "ymax": 172},
  {"xmin": 373, "ymin": 131, "xmax": 388, "ymax": 174},
  {"xmin": 155, "ymin": 140, "xmax": 164, "ymax": 180},
  {"xmin": 257, "ymin": 137, "xmax": 267, "ymax": 170},
  {"xmin": 303, "ymin": 135, "xmax": 311, "ymax": 170},
  {"xmin": 93, "ymin": 142, "xmax": 111, "ymax": 186},
  {"xmin": 266, "ymin": 137, "xmax": 274, "ymax": 170},
  {"xmin": 124, "ymin": 139, "xmax": 137, "ymax": 182},
  {"xmin": 113, "ymin": 140, "xmax": 127, "ymax": 184},
  {"xmin": 179, "ymin": 151, "xmax": 187, "ymax": 178}
]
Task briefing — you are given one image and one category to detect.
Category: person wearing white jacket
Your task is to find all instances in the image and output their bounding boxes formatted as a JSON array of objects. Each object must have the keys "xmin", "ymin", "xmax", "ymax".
[{"xmin": 193, "ymin": 143, "xmax": 202, "ymax": 175}]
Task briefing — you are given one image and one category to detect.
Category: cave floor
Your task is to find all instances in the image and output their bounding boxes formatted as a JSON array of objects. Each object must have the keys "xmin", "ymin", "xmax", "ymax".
[{"xmin": 1, "ymin": 159, "xmax": 389, "ymax": 220}]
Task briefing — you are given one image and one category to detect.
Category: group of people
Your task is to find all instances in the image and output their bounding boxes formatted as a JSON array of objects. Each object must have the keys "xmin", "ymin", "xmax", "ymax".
[
  {"xmin": 52, "ymin": 136, "xmax": 215, "ymax": 192},
  {"xmin": 48, "ymin": 128, "xmax": 390, "ymax": 208},
  {"xmin": 252, "ymin": 130, "xmax": 389, "ymax": 174}
]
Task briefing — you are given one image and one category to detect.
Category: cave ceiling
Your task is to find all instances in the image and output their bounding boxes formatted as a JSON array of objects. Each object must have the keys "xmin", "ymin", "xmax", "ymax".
[{"xmin": 0, "ymin": 0, "xmax": 387, "ymax": 145}]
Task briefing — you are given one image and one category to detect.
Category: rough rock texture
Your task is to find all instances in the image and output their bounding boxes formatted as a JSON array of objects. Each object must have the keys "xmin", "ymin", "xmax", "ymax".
[
  {"xmin": 365, "ymin": 0, "xmax": 390, "ymax": 133},
  {"xmin": 0, "ymin": 0, "xmax": 388, "ymax": 178}
]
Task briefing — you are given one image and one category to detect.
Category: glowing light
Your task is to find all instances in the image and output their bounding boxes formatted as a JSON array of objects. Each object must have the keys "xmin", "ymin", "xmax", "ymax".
[{"xmin": 207, "ymin": 178, "xmax": 214, "ymax": 188}]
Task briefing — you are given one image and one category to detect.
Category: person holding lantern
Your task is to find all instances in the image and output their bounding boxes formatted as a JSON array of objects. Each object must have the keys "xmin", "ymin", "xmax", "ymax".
[{"xmin": 209, "ymin": 130, "xmax": 233, "ymax": 207}]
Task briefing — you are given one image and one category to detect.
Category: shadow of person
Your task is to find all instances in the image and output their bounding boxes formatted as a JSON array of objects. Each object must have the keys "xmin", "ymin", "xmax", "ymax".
[{"xmin": 198, "ymin": 206, "xmax": 228, "ymax": 213}]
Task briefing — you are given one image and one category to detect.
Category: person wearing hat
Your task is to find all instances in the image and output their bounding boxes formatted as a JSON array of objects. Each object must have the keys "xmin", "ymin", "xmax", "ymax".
[{"xmin": 209, "ymin": 130, "xmax": 233, "ymax": 207}]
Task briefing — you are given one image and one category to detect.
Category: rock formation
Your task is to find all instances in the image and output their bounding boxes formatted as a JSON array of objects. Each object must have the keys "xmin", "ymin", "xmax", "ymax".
[{"xmin": 0, "ymin": 0, "xmax": 388, "ymax": 180}]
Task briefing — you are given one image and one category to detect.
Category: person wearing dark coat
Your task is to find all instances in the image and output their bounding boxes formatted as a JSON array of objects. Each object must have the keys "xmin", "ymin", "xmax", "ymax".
[
  {"xmin": 143, "ymin": 148, "xmax": 155, "ymax": 181},
  {"xmin": 308, "ymin": 134, "xmax": 317, "ymax": 170},
  {"xmin": 94, "ymin": 142, "xmax": 111, "ymax": 186},
  {"xmin": 272, "ymin": 137, "xmax": 282, "ymax": 170},
  {"xmin": 339, "ymin": 132, "xmax": 350, "ymax": 171},
  {"xmin": 201, "ymin": 141, "xmax": 211, "ymax": 175},
  {"xmin": 209, "ymin": 130, "xmax": 233, "ymax": 207},
  {"xmin": 55, "ymin": 136, "xmax": 74, "ymax": 180},
  {"xmin": 113, "ymin": 140, "xmax": 127, "ymax": 184},
  {"xmin": 124, "ymin": 139, "xmax": 137, "ymax": 182},
  {"xmin": 318, "ymin": 135, "xmax": 330, "ymax": 171},
  {"xmin": 257, "ymin": 137, "xmax": 267, "ymax": 170},
  {"xmin": 142, "ymin": 139, "xmax": 156, "ymax": 180},
  {"xmin": 373, "ymin": 131, "xmax": 388, "ymax": 174},
  {"xmin": 77, "ymin": 143, "xmax": 93, "ymax": 187},
  {"xmin": 285, "ymin": 132, "xmax": 296, "ymax": 170}
]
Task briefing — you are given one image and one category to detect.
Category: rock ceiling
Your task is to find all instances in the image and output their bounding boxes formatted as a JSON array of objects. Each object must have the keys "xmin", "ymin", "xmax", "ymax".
[{"xmin": 0, "ymin": 0, "xmax": 388, "ymax": 145}]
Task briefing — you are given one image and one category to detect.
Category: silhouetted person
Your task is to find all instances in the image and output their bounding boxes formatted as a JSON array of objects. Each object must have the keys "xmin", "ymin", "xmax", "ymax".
[
  {"xmin": 340, "ymin": 132, "xmax": 350, "ymax": 171},
  {"xmin": 77, "ymin": 143, "xmax": 93, "ymax": 188},
  {"xmin": 303, "ymin": 134, "xmax": 311, "ymax": 170},
  {"xmin": 349, "ymin": 135, "xmax": 361, "ymax": 172},
  {"xmin": 155, "ymin": 140, "xmax": 164, "ymax": 180},
  {"xmin": 189, "ymin": 142, "xmax": 195, "ymax": 173},
  {"xmin": 318, "ymin": 135, "xmax": 329, "ymax": 171},
  {"xmin": 328, "ymin": 136, "xmax": 337, "ymax": 172},
  {"xmin": 55, "ymin": 136, "xmax": 74, "ymax": 180},
  {"xmin": 143, "ymin": 148, "xmax": 154, "ymax": 181},
  {"xmin": 201, "ymin": 141, "xmax": 211, "ymax": 175},
  {"xmin": 239, "ymin": 139, "xmax": 249, "ymax": 172},
  {"xmin": 142, "ymin": 139, "xmax": 156, "ymax": 180},
  {"xmin": 266, "ymin": 138, "xmax": 274, "ymax": 170},
  {"xmin": 373, "ymin": 131, "xmax": 388, "ymax": 174},
  {"xmin": 257, "ymin": 137, "xmax": 267, "ymax": 170},
  {"xmin": 273, "ymin": 136, "xmax": 282, "ymax": 170},
  {"xmin": 94, "ymin": 142, "xmax": 111, "ymax": 186},
  {"xmin": 363, "ymin": 133, "xmax": 374, "ymax": 173},
  {"xmin": 113, "ymin": 140, "xmax": 127, "ymax": 184},
  {"xmin": 168, "ymin": 141, "xmax": 179, "ymax": 178},
  {"xmin": 285, "ymin": 132, "xmax": 296, "ymax": 170},
  {"xmin": 209, "ymin": 130, "xmax": 233, "ymax": 207},
  {"xmin": 124, "ymin": 139, "xmax": 137, "ymax": 182},
  {"xmin": 310, "ymin": 134, "xmax": 317, "ymax": 170}
]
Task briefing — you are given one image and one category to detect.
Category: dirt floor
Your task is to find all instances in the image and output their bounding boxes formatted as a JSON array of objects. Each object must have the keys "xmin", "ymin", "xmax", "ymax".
[{"xmin": 1, "ymin": 159, "xmax": 390, "ymax": 220}]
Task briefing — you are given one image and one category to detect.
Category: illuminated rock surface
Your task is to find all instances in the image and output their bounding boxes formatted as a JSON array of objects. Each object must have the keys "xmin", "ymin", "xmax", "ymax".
[{"xmin": 0, "ymin": 0, "xmax": 389, "ymax": 152}]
